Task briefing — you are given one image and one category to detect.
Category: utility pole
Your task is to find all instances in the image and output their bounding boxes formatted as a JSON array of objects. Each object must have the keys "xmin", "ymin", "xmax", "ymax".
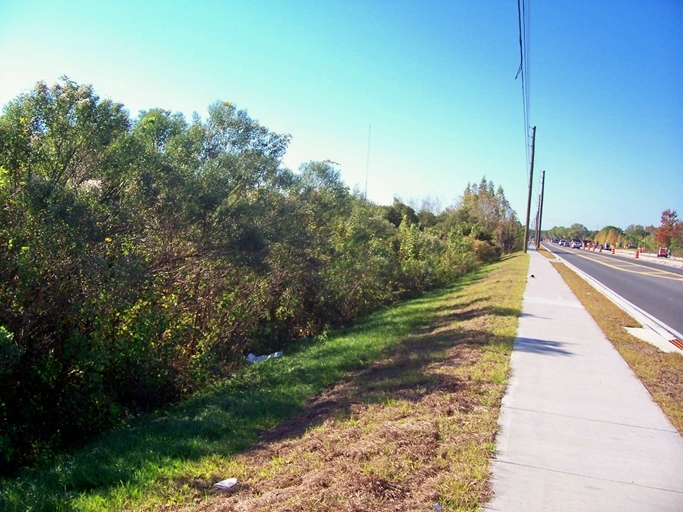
[
  {"xmin": 537, "ymin": 170, "xmax": 546, "ymax": 248},
  {"xmin": 534, "ymin": 200, "xmax": 541, "ymax": 248},
  {"xmin": 523, "ymin": 126, "xmax": 537, "ymax": 253}
]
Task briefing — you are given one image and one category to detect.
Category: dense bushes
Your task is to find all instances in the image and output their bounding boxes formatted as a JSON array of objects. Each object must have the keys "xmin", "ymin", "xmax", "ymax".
[{"xmin": 0, "ymin": 79, "xmax": 522, "ymax": 472}]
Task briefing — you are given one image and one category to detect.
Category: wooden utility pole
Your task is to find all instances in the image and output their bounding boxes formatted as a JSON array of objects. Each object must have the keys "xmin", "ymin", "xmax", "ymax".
[
  {"xmin": 523, "ymin": 126, "xmax": 537, "ymax": 253},
  {"xmin": 534, "ymin": 203, "xmax": 540, "ymax": 249},
  {"xmin": 537, "ymin": 170, "xmax": 546, "ymax": 248}
]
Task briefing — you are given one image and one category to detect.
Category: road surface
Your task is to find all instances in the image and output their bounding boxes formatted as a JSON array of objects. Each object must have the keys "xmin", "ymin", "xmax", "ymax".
[{"xmin": 544, "ymin": 244, "xmax": 683, "ymax": 337}]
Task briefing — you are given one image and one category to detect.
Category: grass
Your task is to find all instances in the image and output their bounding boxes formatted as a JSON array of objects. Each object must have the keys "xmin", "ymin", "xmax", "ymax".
[
  {"xmin": 552, "ymin": 261, "xmax": 683, "ymax": 434},
  {"xmin": 536, "ymin": 244, "xmax": 555, "ymax": 259},
  {"xmin": 0, "ymin": 254, "xmax": 529, "ymax": 511}
]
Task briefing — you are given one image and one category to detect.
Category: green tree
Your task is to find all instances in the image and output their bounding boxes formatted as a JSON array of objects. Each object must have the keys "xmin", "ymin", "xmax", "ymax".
[
  {"xmin": 567, "ymin": 223, "xmax": 588, "ymax": 241},
  {"xmin": 456, "ymin": 177, "xmax": 521, "ymax": 253},
  {"xmin": 624, "ymin": 225, "xmax": 649, "ymax": 246},
  {"xmin": 383, "ymin": 198, "xmax": 419, "ymax": 228},
  {"xmin": 594, "ymin": 226, "xmax": 623, "ymax": 246}
]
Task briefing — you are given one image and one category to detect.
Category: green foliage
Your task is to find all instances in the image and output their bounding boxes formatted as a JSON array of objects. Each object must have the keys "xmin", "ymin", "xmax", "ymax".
[
  {"xmin": 623, "ymin": 224, "xmax": 649, "ymax": 247},
  {"xmin": 0, "ymin": 263, "xmax": 505, "ymax": 511},
  {"xmin": 472, "ymin": 239, "xmax": 502, "ymax": 263},
  {"xmin": 0, "ymin": 79, "xmax": 520, "ymax": 472},
  {"xmin": 383, "ymin": 198, "xmax": 419, "ymax": 228},
  {"xmin": 454, "ymin": 176, "xmax": 522, "ymax": 253}
]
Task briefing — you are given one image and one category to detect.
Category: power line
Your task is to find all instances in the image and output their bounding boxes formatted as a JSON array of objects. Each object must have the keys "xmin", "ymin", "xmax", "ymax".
[{"xmin": 516, "ymin": 0, "xmax": 532, "ymax": 179}]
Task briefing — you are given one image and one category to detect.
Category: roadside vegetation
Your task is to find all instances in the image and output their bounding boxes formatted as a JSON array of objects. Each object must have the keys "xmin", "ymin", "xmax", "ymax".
[
  {"xmin": 552, "ymin": 262, "xmax": 683, "ymax": 434},
  {"xmin": 536, "ymin": 245, "xmax": 554, "ymax": 259},
  {"xmin": 0, "ymin": 78, "xmax": 525, "ymax": 474},
  {"xmin": 0, "ymin": 254, "xmax": 528, "ymax": 511}
]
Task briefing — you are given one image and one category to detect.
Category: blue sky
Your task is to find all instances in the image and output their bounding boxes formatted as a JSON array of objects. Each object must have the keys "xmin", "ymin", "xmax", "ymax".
[{"xmin": 1, "ymin": 0, "xmax": 681, "ymax": 231}]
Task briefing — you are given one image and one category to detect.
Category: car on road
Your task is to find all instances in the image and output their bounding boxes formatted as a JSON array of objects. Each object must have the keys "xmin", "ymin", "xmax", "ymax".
[
  {"xmin": 658, "ymin": 247, "xmax": 668, "ymax": 258},
  {"xmin": 559, "ymin": 239, "xmax": 568, "ymax": 247},
  {"xmin": 571, "ymin": 240, "xmax": 582, "ymax": 249}
]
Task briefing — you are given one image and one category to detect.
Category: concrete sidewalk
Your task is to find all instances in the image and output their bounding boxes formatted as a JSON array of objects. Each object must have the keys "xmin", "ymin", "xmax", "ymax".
[{"xmin": 484, "ymin": 250, "xmax": 683, "ymax": 512}]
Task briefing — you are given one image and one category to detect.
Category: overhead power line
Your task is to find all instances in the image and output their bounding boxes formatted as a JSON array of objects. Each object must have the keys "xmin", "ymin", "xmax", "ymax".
[
  {"xmin": 516, "ymin": 0, "xmax": 532, "ymax": 178},
  {"xmin": 517, "ymin": 0, "xmax": 536, "ymax": 253}
]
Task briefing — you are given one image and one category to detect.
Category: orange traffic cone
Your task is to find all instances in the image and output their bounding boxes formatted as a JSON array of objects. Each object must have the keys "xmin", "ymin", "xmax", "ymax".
[{"xmin": 635, "ymin": 250, "xmax": 639, "ymax": 258}]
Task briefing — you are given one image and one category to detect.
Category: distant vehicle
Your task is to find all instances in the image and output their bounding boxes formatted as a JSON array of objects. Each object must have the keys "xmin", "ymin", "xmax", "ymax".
[
  {"xmin": 571, "ymin": 240, "xmax": 582, "ymax": 249},
  {"xmin": 626, "ymin": 244, "xmax": 637, "ymax": 249},
  {"xmin": 559, "ymin": 239, "xmax": 568, "ymax": 247},
  {"xmin": 658, "ymin": 247, "xmax": 668, "ymax": 258}
]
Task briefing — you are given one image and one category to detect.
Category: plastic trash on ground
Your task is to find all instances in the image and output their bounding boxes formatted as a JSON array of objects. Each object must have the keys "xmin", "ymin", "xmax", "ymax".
[
  {"xmin": 246, "ymin": 351, "xmax": 283, "ymax": 364},
  {"xmin": 214, "ymin": 477, "xmax": 238, "ymax": 489}
]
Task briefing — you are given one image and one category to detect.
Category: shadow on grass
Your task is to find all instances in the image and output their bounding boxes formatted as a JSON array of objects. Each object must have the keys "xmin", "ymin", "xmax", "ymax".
[
  {"xmin": 250, "ymin": 325, "xmax": 516, "ymax": 453},
  {"xmin": 0, "ymin": 261, "xmax": 518, "ymax": 510}
]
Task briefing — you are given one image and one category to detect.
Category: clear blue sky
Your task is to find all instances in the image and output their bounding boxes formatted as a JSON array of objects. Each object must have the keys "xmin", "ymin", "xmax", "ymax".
[{"xmin": 1, "ymin": 0, "xmax": 681, "ymax": 231}]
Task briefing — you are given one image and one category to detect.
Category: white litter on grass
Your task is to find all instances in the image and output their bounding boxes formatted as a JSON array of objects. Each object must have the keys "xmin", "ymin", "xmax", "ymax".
[
  {"xmin": 246, "ymin": 351, "xmax": 283, "ymax": 364},
  {"xmin": 433, "ymin": 505, "xmax": 442, "ymax": 511},
  {"xmin": 214, "ymin": 477, "xmax": 238, "ymax": 489}
]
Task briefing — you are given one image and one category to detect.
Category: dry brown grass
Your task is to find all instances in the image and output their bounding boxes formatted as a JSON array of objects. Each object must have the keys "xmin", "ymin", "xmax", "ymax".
[
  {"xmin": 536, "ymin": 245, "xmax": 555, "ymax": 259},
  {"xmin": 552, "ymin": 261, "xmax": 683, "ymax": 434},
  {"xmin": 173, "ymin": 255, "xmax": 528, "ymax": 512}
]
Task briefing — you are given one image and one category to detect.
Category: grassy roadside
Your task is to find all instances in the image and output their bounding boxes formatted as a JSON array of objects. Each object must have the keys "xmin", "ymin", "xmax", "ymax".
[
  {"xmin": 0, "ymin": 254, "xmax": 528, "ymax": 512},
  {"xmin": 536, "ymin": 244, "xmax": 554, "ymax": 259},
  {"xmin": 552, "ymin": 262, "xmax": 683, "ymax": 434}
]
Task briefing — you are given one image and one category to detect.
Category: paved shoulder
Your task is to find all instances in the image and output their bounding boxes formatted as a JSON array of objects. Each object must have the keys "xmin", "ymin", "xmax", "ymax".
[{"xmin": 484, "ymin": 250, "xmax": 683, "ymax": 512}]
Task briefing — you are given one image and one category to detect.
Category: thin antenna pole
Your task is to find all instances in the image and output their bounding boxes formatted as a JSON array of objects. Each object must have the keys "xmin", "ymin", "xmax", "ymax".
[{"xmin": 365, "ymin": 124, "xmax": 371, "ymax": 200}]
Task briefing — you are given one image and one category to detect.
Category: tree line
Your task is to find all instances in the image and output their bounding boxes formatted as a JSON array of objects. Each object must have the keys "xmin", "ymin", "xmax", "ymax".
[
  {"xmin": 543, "ymin": 211, "xmax": 682, "ymax": 255},
  {"xmin": 0, "ymin": 78, "xmax": 524, "ymax": 472}
]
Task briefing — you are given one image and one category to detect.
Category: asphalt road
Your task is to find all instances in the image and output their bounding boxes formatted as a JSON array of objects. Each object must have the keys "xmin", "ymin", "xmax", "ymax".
[{"xmin": 544, "ymin": 244, "xmax": 683, "ymax": 337}]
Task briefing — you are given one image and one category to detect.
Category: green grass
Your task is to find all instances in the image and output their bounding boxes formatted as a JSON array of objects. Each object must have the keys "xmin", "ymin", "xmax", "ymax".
[
  {"xmin": 0, "ymin": 255, "xmax": 529, "ymax": 511},
  {"xmin": 199, "ymin": 252, "xmax": 528, "ymax": 511}
]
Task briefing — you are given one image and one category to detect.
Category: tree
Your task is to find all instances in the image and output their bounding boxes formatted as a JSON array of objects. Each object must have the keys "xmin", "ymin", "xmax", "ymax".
[
  {"xmin": 655, "ymin": 209, "xmax": 680, "ymax": 247},
  {"xmin": 624, "ymin": 224, "xmax": 647, "ymax": 244},
  {"xmin": 567, "ymin": 223, "xmax": 588, "ymax": 241},
  {"xmin": 383, "ymin": 198, "xmax": 419, "ymax": 228},
  {"xmin": 456, "ymin": 177, "xmax": 521, "ymax": 253},
  {"xmin": 594, "ymin": 226, "xmax": 623, "ymax": 246},
  {"xmin": 0, "ymin": 77, "xmax": 130, "ymax": 188}
]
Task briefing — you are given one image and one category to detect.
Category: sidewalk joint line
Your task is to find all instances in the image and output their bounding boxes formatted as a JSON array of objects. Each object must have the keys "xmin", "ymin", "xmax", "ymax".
[
  {"xmin": 494, "ymin": 459, "xmax": 683, "ymax": 494},
  {"xmin": 502, "ymin": 405, "xmax": 679, "ymax": 434}
]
